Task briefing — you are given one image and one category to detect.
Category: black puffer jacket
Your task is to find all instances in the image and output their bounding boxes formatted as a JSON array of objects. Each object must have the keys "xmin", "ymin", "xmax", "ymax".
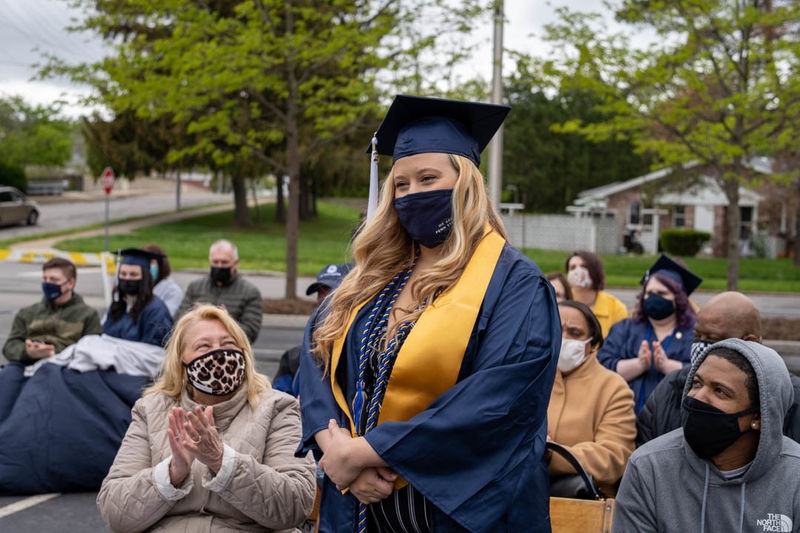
[{"xmin": 636, "ymin": 365, "xmax": 800, "ymax": 446}]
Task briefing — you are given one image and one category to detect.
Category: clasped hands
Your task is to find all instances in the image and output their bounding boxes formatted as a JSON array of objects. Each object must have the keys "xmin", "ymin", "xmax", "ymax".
[
  {"xmin": 167, "ymin": 406, "xmax": 224, "ymax": 487},
  {"xmin": 638, "ymin": 340, "xmax": 682, "ymax": 375},
  {"xmin": 318, "ymin": 419, "xmax": 397, "ymax": 505},
  {"xmin": 25, "ymin": 339, "xmax": 55, "ymax": 360}
]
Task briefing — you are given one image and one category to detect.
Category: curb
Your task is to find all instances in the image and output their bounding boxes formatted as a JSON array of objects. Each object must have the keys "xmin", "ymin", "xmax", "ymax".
[{"xmin": 0, "ymin": 249, "xmax": 115, "ymax": 270}]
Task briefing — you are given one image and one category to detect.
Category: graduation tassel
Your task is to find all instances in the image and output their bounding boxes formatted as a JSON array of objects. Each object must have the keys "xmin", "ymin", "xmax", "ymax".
[{"xmin": 366, "ymin": 133, "xmax": 379, "ymax": 222}]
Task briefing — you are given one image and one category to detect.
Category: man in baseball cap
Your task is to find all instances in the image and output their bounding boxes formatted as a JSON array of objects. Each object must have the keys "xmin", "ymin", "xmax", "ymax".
[
  {"xmin": 305, "ymin": 263, "xmax": 353, "ymax": 304},
  {"xmin": 273, "ymin": 263, "xmax": 353, "ymax": 394}
]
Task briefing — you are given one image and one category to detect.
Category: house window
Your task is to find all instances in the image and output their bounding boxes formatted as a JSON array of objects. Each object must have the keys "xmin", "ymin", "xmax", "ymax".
[
  {"xmin": 674, "ymin": 205, "xmax": 686, "ymax": 228},
  {"xmin": 740, "ymin": 206, "xmax": 753, "ymax": 240},
  {"xmin": 629, "ymin": 201, "xmax": 641, "ymax": 225}
]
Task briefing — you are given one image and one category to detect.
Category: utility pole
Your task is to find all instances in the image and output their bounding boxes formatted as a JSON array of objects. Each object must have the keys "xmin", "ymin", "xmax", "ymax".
[{"xmin": 487, "ymin": 0, "xmax": 504, "ymax": 209}]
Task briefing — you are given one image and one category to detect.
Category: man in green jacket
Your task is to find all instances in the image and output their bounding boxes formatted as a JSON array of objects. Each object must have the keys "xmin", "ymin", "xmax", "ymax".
[
  {"xmin": 3, "ymin": 257, "xmax": 103, "ymax": 365},
  {"xmin": 176, "ymin": 239, "xmax": 263, "ymax": 343}
]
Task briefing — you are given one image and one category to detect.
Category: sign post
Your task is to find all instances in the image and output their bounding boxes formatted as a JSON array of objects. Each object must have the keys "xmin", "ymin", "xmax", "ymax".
[
  {"xmin": 101, "ymin": 167, "xmax": 115, "ymax": 253},
  {"xmin": 101, "ymin": 167, "xmax": 115, "ymax": 308}
]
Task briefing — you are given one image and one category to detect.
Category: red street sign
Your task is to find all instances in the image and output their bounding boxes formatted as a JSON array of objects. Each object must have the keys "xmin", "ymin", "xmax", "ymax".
[{"xmin": 101, "ymin": 167, "xmax": 115, "ymax": 195}]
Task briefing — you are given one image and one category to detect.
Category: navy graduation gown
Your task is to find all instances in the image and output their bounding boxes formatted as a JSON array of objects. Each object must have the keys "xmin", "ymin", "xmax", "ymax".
[
  {"xmin": 103, "ymin": 296, "xmax": 173, "ymax": 347},
  {"xmin": 596, "ymin": 318, "xmax": 694, "ymax": 413},
  {"xmin": 298, "ymin": 244, "xmax": 560, "ymax": 533}
]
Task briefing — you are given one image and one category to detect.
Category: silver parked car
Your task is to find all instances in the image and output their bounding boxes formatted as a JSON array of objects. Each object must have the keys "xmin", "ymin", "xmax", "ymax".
[{"xmin": 0, "ymin": 186, "xmax": 39, "ymax": 226}]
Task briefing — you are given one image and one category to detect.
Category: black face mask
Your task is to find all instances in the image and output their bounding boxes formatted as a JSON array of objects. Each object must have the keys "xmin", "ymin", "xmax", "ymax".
[
  {"xmin": 210, "ymin": 266, "xmax": 232, "ymax": 285},
  {"xmin": 393, "ymin": 189, "xmax": 453, "ymax": 248},
  {"xmin": 643, "ymin": 293, "xmax": 675, "ymax": 320},
  {"xmin": 118, "ymin": 279, "xmax": 141, "ymax": 296},
  {"xmin": 682, "ymin": 396, "xmax": 758, "ymax": 459}
]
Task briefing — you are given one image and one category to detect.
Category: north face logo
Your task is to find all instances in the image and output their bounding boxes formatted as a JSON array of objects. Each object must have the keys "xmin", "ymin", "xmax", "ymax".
[{"xmin": 756, "ymin": 513, "xmax": 792, "ymax": 532}]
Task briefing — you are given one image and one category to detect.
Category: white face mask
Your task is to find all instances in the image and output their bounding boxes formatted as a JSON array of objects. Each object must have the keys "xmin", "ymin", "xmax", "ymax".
[
  {"xmin": 558, "ymin": 338, "xmax": 591, "ymax": 373},
  {"xmin": 568, "ymin": 266, "xmax": 593, "ymax": 289}
]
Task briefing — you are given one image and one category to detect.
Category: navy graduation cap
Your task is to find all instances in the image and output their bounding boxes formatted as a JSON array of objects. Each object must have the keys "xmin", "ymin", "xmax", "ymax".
[
  {"xmin": 114, "ymin": 248, "xmax": 163, "ymax": 270},
  {"xmin": 640, "ymin": 253, "xmax": 702, "ymax": 295},
  {"xmin": 364, "ymin": 94, "xmax": 510, "ymax": 220}
]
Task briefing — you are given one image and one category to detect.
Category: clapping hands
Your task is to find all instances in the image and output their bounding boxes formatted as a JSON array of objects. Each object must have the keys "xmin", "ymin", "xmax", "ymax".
[{"xmin": 167, "ymin": 406, "xmax": 224, "ymax": 486}]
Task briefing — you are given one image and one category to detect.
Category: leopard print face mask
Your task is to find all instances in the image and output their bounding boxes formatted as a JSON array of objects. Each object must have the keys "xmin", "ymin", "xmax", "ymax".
[{"xmin": 183, "ymin": 349, "xmax": 246, "ymax": 396}]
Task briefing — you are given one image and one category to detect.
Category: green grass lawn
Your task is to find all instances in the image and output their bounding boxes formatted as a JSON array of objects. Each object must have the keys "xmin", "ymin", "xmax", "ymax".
[
  {"xmin": 54, "ymin": 201, "xmax": 360, "ymax": 275},
  {"xmin": 523, "ymin": 249, "xmax": 800, "ymax": 292},
  {"xmin": 51, "ymin": 201, "xmax": 800, "ymax": 291}
]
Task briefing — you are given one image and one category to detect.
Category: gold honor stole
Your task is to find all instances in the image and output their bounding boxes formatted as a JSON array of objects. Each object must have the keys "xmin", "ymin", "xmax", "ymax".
[{"xmin": 329, "ymin": 230, "xmax": 506, "ymax": 487}]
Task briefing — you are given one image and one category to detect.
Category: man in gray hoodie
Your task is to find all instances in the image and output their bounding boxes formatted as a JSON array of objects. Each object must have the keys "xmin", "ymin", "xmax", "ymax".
[{"xmin": 614, "ymin": 339, "xmax": 800, "ymax": 533}]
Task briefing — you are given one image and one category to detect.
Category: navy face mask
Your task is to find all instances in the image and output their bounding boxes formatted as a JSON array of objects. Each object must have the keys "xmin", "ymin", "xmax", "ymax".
[
  {"xmin": 643, "ymin": 293, "xmax": 675, "ymax": 320},
  {"xmin": 393, "ymin": 189, "xmax": 453, "ymax": 248},
  {"xmin": 42, "ymin": 282, "xmax": 64, "ymax": 301}
]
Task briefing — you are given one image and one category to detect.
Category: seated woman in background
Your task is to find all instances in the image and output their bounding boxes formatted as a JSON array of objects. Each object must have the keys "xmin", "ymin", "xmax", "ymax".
[
  {"xmin": 597, "ymin": 254, "xmax": 700, "ymax": 414},
  {"xmin": 565, "ymin": 250, "xmax": 628, "ymax": 337},
  {"xmin": 98, "ymin": 305, "xmax": 316, "ymax": 532},
  {"xmin": 104, "ymin": 248, "xmax": 173, "ymax": 347},
  {"xmin": 547, "ymin": 271, "xmax": 572, "ymax": 302},
  {"xmin": 547, "ymin": 300, "xmax": 635, "ymax": 496},
  {"xmin": 143, "ymin": 243, "xmax": 184, "ymax": 318}
]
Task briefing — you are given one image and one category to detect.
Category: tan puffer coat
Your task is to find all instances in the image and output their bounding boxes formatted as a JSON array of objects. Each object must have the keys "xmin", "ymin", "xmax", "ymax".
[{"xmin": 97, "ymin": 385, "xmax": 316, "ymax": 533}]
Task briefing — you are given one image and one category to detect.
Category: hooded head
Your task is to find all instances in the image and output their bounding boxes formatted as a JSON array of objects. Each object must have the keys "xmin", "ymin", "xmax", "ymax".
[{"xmin": 682, "ymin": 338, "xmax": 794, "ymax": 481}]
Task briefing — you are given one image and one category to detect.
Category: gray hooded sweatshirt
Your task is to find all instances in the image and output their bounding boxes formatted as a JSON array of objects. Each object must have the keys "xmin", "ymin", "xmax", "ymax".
[{"xmin": 614, "ymin": 339, "xmax": 800, "ymax": 533}]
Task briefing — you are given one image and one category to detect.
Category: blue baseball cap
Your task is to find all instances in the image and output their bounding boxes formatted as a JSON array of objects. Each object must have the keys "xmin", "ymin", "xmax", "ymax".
[{"xmin": 306, "ymin": 263, "xmax": 354, "ymax": 296}]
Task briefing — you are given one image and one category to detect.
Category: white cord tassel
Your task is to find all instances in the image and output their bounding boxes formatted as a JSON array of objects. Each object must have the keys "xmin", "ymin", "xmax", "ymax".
[{"xmin": 366, "ymin": 134, "xmax": 379, "ymax": 222}]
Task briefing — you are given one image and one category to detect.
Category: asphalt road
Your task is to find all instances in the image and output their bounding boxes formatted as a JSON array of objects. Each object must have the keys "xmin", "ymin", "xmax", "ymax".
[{"xmin": 0, "ymin": 190, "xmax": 229, "ymax": 240}]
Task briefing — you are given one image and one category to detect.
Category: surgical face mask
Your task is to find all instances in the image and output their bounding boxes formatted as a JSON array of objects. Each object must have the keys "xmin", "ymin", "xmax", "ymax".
[
  {"xmin": 118, "ymin": 279, "xmax": 141, "ymax": 296},
  {"xmin": 150, "ymin": 264, "xmax": 159, "ymax": 280},
  {"xmin": 682, "ymin": 396, "xmax": 757, "ymax": 459},
  {"xmin": 393, "ymin": 189, "xmax": 453, "ymax": 248},
  {"xmin": 558, "ymin": 338, "xmax": 591, "ymax": 373},
  {"xmin": 42, "ymin": 281, "xmax": 66, "ymax": 301},
  {"xmin": 210, "ymin": 266, "xmax": 232, "ymax": 285},
  {"xmin": 690, "ymin": 340, "xmax": 712, "ymax": 365},
  {"xmin": 184, "ymin": 348, "xmax": 246, "ymax": 396},
  {"xmin": 567, "ymin": 266, "xmax": 593, "ymax": 289},
  {"xmin": 643, "ymin": 293, "xmax": 675, "ymax": 320}
]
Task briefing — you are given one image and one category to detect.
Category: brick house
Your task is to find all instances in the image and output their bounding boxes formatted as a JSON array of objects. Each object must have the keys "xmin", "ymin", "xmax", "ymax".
[{"xmin": 567, "ymin": 160, "xmax": 776, "ymax": 257}]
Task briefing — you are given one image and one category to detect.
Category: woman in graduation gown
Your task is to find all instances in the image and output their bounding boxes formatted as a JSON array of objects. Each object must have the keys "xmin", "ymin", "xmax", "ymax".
[
  {"xmin": 103, "ymin": 248, "xmax": 174, "ymax": 347},
  {"xmin": 597, "ymin": 254, "xmax": 700, "ymax": 414},
  {"xmin": 297, "ymin": 95, "xmax": 560, "ymax": 533}
]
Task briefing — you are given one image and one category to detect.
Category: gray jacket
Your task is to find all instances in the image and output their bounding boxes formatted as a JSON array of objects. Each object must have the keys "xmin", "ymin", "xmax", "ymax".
[
  {"xmin": 614, "ymin": 339, "xmax": 800, "ymax": 533},
  {"xmin": 176, "ymin": 274, "xmax": 263, "ymax": 343}
]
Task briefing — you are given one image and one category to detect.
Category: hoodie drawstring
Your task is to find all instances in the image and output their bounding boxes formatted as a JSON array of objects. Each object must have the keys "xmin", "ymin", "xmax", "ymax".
[
  {"xmin": 738, "ymin": 482, "xmax": 746, "ymax": 533},
  {"xmin": 700, "ymin": 464, "xmax": 710, "ymax": 533},
  {"xmin": 699, "ymin": 464, "xmax": 748, "ymax": 533}
]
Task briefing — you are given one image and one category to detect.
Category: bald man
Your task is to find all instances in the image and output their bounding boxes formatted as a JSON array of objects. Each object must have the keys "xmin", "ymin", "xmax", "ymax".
[{"xmin": 636, "ymin": 291, "xmax": 800, "ymax": 446}]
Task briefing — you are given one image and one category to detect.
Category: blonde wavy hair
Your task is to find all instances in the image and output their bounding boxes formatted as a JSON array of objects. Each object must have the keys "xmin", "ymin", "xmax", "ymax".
[
  {"xmin": 312, "ymin": 153, "xmax": 507, "ymax": 372},
  {"xmin": 144, "ymin": 305, "xmax": 269, "ymax": 409}
]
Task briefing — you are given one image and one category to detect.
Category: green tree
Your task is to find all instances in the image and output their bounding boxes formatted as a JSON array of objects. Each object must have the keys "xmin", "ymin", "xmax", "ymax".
[
  {"xmin": 54, "ymin": 0, "xmax": 403, "ymax": 298},
  {"xmin": 533, "ymin": 1, "xmax": 800, "ymax": 289},
  {"xmin": 0, "ymin": 96, "xmax": 74, "ymax": 169},
  {"xmin": 502, "ymin": 76, "xmax": 651, "ymax": 212}
]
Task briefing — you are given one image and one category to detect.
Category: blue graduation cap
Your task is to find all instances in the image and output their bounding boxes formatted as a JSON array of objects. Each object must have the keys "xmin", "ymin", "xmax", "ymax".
[
  {"xmin": 365, "ymin": 95, "xmax": 510, "ymax": 220},
  {"xmin": 640, "ymin": 253, "xmax": 702, "ymax": 295},
  {"xmin": 114, "ymin": 248, "xmax": 163, "ymax": 270}
]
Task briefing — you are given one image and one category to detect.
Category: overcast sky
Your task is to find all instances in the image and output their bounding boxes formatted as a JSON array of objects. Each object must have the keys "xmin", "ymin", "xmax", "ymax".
[{"xmin": 0, "ymin": 0, "xmax": 618, "ymax": 117}]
